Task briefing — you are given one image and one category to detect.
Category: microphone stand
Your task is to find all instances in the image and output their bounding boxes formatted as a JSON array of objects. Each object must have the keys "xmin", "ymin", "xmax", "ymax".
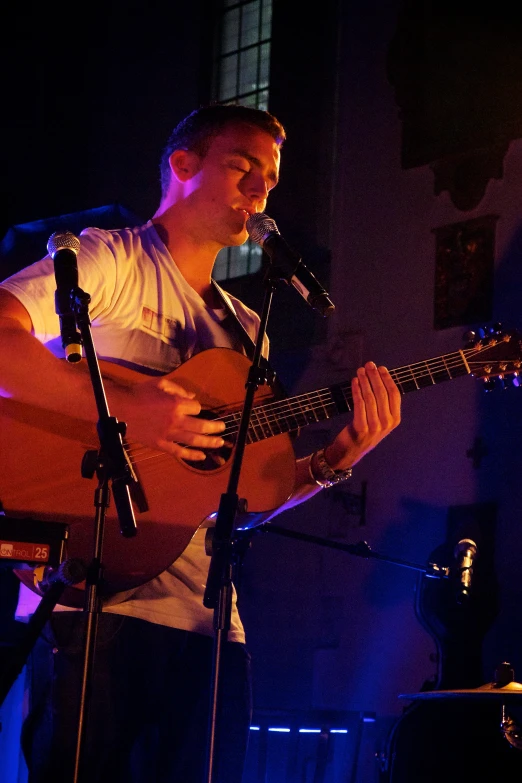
[
  {"xmin": 0, "ymin": 556, "xmax": 87, "ymax": 708},
  {"xmin": 250, "ymin": 523, "xmax": 451, "ymax": 580},
  {"xmin": 67, "ymin": 283, "xmax": 138, "ymax": 783},
  {"xmin": 202, "ymin": 262, "xmax": 289, "ymax": 783}
]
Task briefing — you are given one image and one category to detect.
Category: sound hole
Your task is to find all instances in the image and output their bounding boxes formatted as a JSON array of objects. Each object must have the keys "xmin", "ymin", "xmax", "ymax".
[{"xmin": 182, "ymin": 409, "xmax": 234, "ymax": 472}]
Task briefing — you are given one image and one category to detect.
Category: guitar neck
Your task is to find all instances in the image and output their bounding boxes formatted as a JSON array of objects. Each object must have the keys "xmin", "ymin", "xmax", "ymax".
[{"xmin": 227, "ymin": 347, "xmax": 472, "ymax": 444}]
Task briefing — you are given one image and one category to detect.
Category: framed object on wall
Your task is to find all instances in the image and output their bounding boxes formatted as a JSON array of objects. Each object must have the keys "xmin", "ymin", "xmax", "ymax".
[{"xmin": 432, "ymin": 215, "xmax": 497, "ymax": 330}]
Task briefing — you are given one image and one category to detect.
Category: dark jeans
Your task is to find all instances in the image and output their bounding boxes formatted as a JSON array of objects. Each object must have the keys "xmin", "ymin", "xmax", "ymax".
[{"xmin": 21, "ymin": 613, "xmax": 252, "ymax": 783}]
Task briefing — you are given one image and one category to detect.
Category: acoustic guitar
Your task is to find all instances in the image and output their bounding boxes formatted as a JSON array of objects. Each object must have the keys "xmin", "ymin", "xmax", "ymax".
[{"xmin": 2, "ymin": 329, "xmax": 521, "ymax": 607}]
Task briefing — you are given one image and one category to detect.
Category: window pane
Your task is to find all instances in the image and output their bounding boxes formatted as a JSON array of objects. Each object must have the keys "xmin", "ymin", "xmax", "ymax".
[
  {"xmin": 213, "ymin": 244, "xmax": 263, "ymax": 281},
  {"xmin": 249, "ymin": 243, "xmax": 263, "ymax": 273},
  {"xmin": 241, "ymin": 1, "xmax": 261, "ymax": 49},
  {"xmin": 239, "ymin": 47, "xmax": 259, "ymax": 96},
  {"xmin": 222, "ymin": 8, "xmax": 239, "ymax": 54},
  {"xmin": 218, "ymin": 53, "xmax": 238, "ymax": 101},
  {"xmin": 259, "ymin": 42, "xmax": 270, "ymax": 89},
  {"xmin": 213, "ymin": 250, "xmax": 230, "ymax": 280},
  {"xmin": 241, "ymin": 92, "xmax": 259, "ymax": 108},
  {"xmin": 257, "ymin": 88, "xmax": 269, "ymax": 110},
  {"xmin": 261, "ymin": 0, "xmax": 272, "ymax": 37}
]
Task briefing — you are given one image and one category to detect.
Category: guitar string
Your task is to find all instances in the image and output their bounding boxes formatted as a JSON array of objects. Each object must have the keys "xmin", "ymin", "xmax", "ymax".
[
  {"xmin": 214, "ymin": 345, "xmax": 515, "ymax": 427},
  {"xmin": 123, "ymin": 344, "xmax": 517, "ymax": 466},
  {"xmin": 204, "ymin": 349, "xmax": 513, "ymax": 432},
  {"xmin": 186, "ymin": 349, "xmax": 504, "ymax": 435},
  {"xmin": 124, "ymin": 348, "xmax": 515, "ymax": 458}
]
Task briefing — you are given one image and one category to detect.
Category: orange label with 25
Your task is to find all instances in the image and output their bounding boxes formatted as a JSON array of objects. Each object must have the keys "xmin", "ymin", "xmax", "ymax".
[{"xmin": 0, "ymin": 541, "xmax": 50, "ymax": 562}]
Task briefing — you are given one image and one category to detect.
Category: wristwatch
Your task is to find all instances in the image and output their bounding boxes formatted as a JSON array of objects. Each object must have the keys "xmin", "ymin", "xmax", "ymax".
[{"xmin": 309, "ymin": 448, "xmax": 353, "ymax": 488}]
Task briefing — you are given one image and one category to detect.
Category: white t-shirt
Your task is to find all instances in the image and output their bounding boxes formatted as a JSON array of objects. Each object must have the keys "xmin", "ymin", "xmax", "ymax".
[{"xmin": 1, "ymin": 220, "xmax": 267, "ymax": 643}]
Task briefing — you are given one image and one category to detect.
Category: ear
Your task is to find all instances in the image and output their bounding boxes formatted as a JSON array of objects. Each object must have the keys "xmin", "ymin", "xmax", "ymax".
[{"xmin": 169, "ymin": 149, "xmax": 202, "ymax": 183}]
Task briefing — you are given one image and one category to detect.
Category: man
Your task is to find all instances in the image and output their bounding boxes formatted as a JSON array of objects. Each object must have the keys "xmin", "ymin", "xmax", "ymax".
[{"xmin": 0, "ymin": 103, "xmax": 401, "ymax": 782}]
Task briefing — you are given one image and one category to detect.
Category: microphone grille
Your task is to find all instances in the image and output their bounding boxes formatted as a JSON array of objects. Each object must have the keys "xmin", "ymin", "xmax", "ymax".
[
  {"xmin": 246, "ymin": 212, "xmax": 280, "ymax": 245},
  {"xmin": 47, "ymin": 230, "xmax": 81, "ymax": 258},
  {"xmin": 454, "ymin": 538, "xmax": 477, "ymax": 556}
]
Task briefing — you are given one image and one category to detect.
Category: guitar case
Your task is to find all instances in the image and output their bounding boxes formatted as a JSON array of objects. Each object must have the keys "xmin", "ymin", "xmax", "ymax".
[{"xmin": 379, "ymin": 501, "xmax": 522, "ymax": 782}]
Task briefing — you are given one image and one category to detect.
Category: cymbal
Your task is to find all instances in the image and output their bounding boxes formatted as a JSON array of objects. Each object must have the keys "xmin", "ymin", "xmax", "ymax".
[{"xmin": 400, "ymin": 681, "xmax": 522, "ymax": 702}]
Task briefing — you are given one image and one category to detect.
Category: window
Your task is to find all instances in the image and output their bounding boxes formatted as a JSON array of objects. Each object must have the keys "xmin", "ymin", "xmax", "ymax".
[{"xmin": 212, "ymin": 0, "xmax": 273, "ymax": 281}]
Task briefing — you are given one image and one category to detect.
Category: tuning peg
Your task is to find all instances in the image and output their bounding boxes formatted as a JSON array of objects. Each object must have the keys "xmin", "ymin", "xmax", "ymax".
[
  {"xmin": 483, "ymin": 378, "xmax": 497, "ymax": 392},
  {"xmin": 463, "ymin": 330, "xmax": 476, "ymax": 345}
]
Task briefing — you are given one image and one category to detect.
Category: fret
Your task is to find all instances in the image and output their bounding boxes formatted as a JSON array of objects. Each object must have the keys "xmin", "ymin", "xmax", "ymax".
[
  {"xmin": 331, "ymin": 384, "xmax": 351, "ymax": 414},
  {"xmin": 292, "ymin": 395, "xmax": 305, "ymax": 427},
  {"xmin": 409, "ymin": 365, "xmax": 420, "ymax": 390},
  {"xmin": 267, "ymin": 402, "xmax": 284, "ymax": 436},
  {"xmin": 422, "ymin": 361, "xmax": 436, "ymax": 387},
  {"xmin": 441, "ymin": 355, "xmax": 452, "ymax": 380},
  {"xmin": 248, "ymin": 409, "xmax": 265, "ymax": 443},
  {"xmin": 294, "ymin": 392, "xmax": 319, "ymax": 426},
  {"xmin": 279, "ymin": 398, "xmax": 302, "ymax": 434},
  {"xmin": 415, "ymin": 368, "xmax": 436, "ymax": 389},
  {"xmin": 393, "ymin": 365, "xmax": 421, "ymax": 393},
  {"xmin": 223, "ymin": 412, "xmax": 241, "ymax": 441},
  {"xmin": 446, "ymin": 351, "xmax": 471, "ymax": 379},
  {"xmin": 257, "ymin": 402, "xmax": 276, "ymax": 439},
  {"xmin": 315, "ymin": 393, "xmax": 334, "ymax": 422},
  {"xmin": 340, "ymin": 384, "xmax": 352, "ymax": 409}
]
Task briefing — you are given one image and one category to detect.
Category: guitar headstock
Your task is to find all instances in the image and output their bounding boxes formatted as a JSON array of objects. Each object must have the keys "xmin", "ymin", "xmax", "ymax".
[{"xmin": 464, "ymin": 324, "xmax": 522, "ymax": 390}]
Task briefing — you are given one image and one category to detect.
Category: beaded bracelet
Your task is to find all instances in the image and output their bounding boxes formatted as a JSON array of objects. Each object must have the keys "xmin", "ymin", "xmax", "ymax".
[{"xmin": 307, "ymin": 448, "xmax": 353, "ymax": 488}]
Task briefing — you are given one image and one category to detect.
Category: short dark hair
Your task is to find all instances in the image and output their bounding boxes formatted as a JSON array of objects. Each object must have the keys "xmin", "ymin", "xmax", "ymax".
[{"xmin": 159, "ymin": 103, "xmax": 286, "ymax": 197}]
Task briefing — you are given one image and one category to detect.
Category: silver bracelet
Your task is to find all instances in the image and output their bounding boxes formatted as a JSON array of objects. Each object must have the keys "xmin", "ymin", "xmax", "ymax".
[{"xmin": 308, "ymin": 448, "xmax": 353, "ymax": 489}]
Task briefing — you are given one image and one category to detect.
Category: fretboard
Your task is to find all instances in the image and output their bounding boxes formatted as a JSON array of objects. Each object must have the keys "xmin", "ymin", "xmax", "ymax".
[{"xmin": 218, "ymin": 347, "xmax": 472, "ymax": 445}]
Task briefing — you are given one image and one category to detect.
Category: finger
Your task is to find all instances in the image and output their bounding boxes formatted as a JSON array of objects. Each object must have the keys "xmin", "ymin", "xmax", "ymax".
[
  {"xmin": 361, "ymin": 364, "xmax": 390, "ymax": 434},
  {"xmin": 356, "ymin": 364, "xmax": 379, "ymax": 413},
  {"xmin": 363, "ymin": 362, "xmax": 400, "ymax": 429},
  {"xmin": 364, "ymin": 361, "xmax": 389, "ymax": 400},
  {"xmin": 357, "ymin": 363, "xmax": 379, "ymax": 396},
  {"xmin": 167, "ymin": 429, "xmax": 225, "ymax": 450},
  {"xmin": 156, "ymin": 439, "xmax": 208, "ymax": 461},
  {"xmin": 356, "ymin": 363, "xmax": 396, "ymax": 436},
  {"xmin": 350, "ymin": 374, "xmax": 369, "ymax": 432},
  {"xmin": 173, "ymin": 397, "xmax": 203, "ymax": 417},
  {"xmin": 377, "ymin": 366, "xmax": 402, "ymax": 422},
  {"xmin": 158, "ymin": 378, "xmax": 197, "ymax": 399},
  {"xmin": 179, "ymin": 413, "xmax": 226, "ymax": 436}
]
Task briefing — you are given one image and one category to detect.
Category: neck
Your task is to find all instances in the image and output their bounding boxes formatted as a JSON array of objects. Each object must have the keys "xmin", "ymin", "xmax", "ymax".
[{"xmin": 152, "ymin": 214, "xmax": 221, "ymax": 307}]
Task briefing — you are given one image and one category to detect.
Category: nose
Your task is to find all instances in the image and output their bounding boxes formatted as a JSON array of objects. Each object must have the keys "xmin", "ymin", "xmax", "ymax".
[{"xmin": 246, "ymin": 170, "xmax": 269, "ymax": 201}]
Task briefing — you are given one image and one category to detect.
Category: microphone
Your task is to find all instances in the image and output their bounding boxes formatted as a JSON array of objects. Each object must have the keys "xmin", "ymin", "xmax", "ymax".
[
  {"xmin": 453, "ymin": 538, "xmax": 478, "ymax": 603},
  {"xmin": 37, "ymin": 558, "xmax": 88, "ymax": 592},
  {"xmin": 246, "ymin": 213, "xmax": 335, "ymax": 317},
  {"xmin": 47, "ymin": 230, "xmax": 83, "ymax": 363}
]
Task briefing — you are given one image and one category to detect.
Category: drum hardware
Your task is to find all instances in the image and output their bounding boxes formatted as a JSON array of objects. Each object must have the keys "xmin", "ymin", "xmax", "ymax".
[{"xmin": 399, "ymin": 662, "xmax": 522, "ymax": 751}]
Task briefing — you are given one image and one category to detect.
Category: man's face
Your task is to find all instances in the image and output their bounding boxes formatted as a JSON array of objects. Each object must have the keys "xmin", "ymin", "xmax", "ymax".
[{"xmin": 187, "ymin": 122, "xmax": 281, "ymax": 247}]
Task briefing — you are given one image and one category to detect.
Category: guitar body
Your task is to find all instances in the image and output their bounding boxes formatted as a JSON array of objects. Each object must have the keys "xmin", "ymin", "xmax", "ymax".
[{"xmin": 0, "ymin": 348, "xmax": 296, "ymax": 606}]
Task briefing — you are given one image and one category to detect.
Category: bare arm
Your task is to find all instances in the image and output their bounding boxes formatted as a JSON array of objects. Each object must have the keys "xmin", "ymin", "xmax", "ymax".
[
  {"xmin": 271, "ymin": 360, "xmax": 402, "ymax": 516},
  {"xmin": 0, "ymin": 288, "xmax": 226, "ymax": 460},
  {"xmin": 0, "ymin": 289, "xmax": 98, "ymax": 415}
]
